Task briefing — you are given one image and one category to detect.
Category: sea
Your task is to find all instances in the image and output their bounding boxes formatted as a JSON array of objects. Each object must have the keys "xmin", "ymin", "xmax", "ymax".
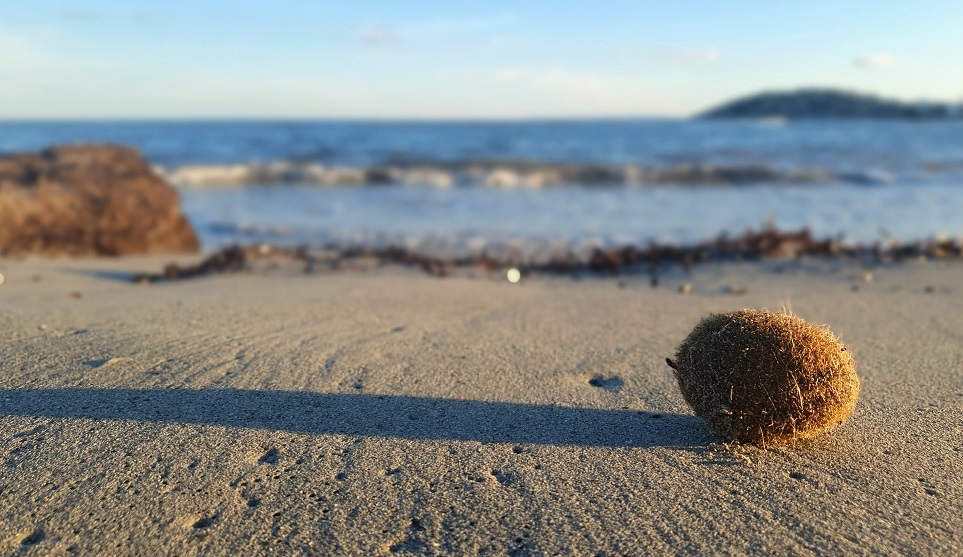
[{"xmin": 2, "ymin": 119, "xmax": 962, "ymax": 253}]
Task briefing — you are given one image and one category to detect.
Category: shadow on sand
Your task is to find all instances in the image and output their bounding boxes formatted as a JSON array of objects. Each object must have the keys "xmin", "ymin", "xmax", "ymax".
[
  {"xmin": 60, "ymin": 267, "xmax": 140, "ymax": 283},
  {"xmin": 1, "ymin": 388, "xmax": 713, "ymax": 448}
]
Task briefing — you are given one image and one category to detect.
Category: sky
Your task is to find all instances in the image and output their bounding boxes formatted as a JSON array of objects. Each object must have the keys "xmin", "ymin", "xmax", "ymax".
[{"xmin": 1, "ymin": 1, "xmax": 961, "ymax": 119}]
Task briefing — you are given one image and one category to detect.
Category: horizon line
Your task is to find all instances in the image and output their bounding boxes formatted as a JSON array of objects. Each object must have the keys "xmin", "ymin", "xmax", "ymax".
[{"xmin": 0, "ymin": 114, "xmax": 691, "ymax": 123}]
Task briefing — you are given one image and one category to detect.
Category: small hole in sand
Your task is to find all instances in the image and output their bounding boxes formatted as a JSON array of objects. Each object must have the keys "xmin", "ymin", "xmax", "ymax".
[
  {"xmin": 588, "ymin": 375, "xmax": 624, "ymax": 391},
  {"xmin": 192, "ymin": 516, "xmax": 216, "ymax": 529},
  {"xmin": 21, "ymin": 529, "xmax": 45, "ymax": 546}
]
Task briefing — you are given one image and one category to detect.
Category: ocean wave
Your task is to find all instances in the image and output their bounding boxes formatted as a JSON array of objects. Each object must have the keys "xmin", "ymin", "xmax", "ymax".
[{"xmin": 157, "ymin": 161, "xmax": 894, "ymax": 188}]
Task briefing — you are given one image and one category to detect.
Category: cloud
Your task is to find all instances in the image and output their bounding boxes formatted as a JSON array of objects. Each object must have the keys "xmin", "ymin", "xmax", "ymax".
[
  {"xmin": 617, "ymin": 45, "xmax": 719, "ymax": 64},
  {"xmin": 357, "ymin": 23, "xmax": 402, "ymax": 46},
  {"xmin": 356, "ymin": 14, "xmax": 517, "ymax": 48},
  {"xmin": 490, "ymin": 67, "xmax": 602, "ymax": 87},
  {"xmin": 658, "ymin": 48, "xmax": 719, "ymax": 64},
  {"xmin": 402, "ymin": 14, "xmax": 517, "ymax": 37},
  {"xmin": 854, "ymin": 54, "xmax": 895, "ymax": 69}
]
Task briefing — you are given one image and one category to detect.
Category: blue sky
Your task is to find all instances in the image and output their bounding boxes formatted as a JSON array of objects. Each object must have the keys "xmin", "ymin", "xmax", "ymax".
[{"xmin": 2, "ymin": 1, "xmax": 961, "ymax": 118}]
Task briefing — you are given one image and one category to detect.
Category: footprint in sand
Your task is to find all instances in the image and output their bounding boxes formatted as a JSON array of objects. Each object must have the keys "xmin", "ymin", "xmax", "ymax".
[
  {"xmin": 257, "ymin": 447, "xmax": 279, "ymax": 465},
  {"xmin": 588, "ymin": 374, "xmax": 624, "ymax": 392},
  {"xmin": 20, "ymin": 528, "xmax": 44, "ymax": 548}
]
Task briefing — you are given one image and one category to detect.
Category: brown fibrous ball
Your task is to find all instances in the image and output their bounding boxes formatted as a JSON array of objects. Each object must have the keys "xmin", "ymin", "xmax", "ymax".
[{"xmin": 668, "ymin": 309, "xmax": 859, "ymax": 446}]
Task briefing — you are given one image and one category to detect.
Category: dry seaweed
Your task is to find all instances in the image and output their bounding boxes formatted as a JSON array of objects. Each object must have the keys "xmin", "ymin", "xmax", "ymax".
[
  {"xmin": 133, "ymin": 224, "xmax": 963, "ymax": 284},
  {"xmin": 668, "ymin": 310, "xmax": 859, "ymax": 446}
]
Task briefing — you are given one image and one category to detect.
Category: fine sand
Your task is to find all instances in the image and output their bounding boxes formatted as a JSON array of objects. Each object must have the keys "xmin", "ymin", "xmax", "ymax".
[{"xmin": 0, "ymin": 256, "xmax": 960, "ymax": 556}]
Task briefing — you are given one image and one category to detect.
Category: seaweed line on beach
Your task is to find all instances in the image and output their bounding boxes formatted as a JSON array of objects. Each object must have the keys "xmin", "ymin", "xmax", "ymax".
[{"xmin": 133, "ymin": 225, "xmax": 963, "ymax": 284}]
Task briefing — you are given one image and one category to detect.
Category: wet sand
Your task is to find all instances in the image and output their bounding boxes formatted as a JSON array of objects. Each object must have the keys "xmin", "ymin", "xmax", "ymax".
[{"xmin": 0, "ymin": 256, "xmax": 960, "ymax": 555}]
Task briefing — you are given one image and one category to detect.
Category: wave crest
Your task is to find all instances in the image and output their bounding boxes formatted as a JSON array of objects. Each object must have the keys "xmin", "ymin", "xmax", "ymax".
[{"xmin": 158, "ymin": 161, "xmax": 891, "ymax": 188}]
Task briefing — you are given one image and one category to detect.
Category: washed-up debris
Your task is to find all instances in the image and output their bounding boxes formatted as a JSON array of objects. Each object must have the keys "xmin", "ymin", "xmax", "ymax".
[
  {"xmin": 133, "ymin": 225, "xmax": 963, "ymax": 284},
  {"xmin": 669, "ymin": 309, "xmax": 859, "ymax": 446},
  {"xmin": 136, "ymin": 245, "xmax": 255, "ymax": 284}
]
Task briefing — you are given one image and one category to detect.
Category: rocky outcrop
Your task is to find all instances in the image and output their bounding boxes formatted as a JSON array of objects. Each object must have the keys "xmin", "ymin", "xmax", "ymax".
[
  {"xmin": 698, "ymin": 89, "xmax": 963, "ymax": 120},
  {"xmin": 0, "ymin": 144, "xmax": 199, "ymax": 256}
]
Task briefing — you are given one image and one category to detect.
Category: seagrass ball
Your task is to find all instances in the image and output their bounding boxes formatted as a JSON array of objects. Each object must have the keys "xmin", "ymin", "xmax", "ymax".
[{"xmin": 668, "ymin": 309, "xmax": 859, "ymax": 445}]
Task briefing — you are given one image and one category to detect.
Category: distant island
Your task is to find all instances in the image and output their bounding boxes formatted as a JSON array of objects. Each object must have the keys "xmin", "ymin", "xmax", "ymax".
[{"xmin": 698, "ymin": 89, "xmax": 963, "ymax": 120}]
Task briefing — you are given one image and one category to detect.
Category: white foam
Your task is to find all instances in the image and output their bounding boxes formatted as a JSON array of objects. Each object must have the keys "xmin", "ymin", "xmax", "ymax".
[
  {"xmin": 160, "ymin": 160, "xmax": 894, "ymax": 189},
  {"xmin": 162, "ymin": 164, "xmax": 260, "ymax": 187}
]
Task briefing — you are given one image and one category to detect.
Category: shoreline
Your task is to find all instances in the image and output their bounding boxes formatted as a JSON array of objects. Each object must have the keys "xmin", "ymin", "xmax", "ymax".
[{"xmin": 126, "ymin": 225, "xmax": 963, "ymax": 282}]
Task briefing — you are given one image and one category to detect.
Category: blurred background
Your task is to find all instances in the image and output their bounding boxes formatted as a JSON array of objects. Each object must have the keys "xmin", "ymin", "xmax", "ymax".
[{"xmin": 2, "ymin": 1, "xmax": 962, "ymax": 254}]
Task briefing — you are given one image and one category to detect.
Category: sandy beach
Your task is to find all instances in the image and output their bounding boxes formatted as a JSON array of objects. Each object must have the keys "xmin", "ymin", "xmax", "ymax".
[{"xmin": 1, "ymin": 256, "xmax": 960, "ymax": 555}]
